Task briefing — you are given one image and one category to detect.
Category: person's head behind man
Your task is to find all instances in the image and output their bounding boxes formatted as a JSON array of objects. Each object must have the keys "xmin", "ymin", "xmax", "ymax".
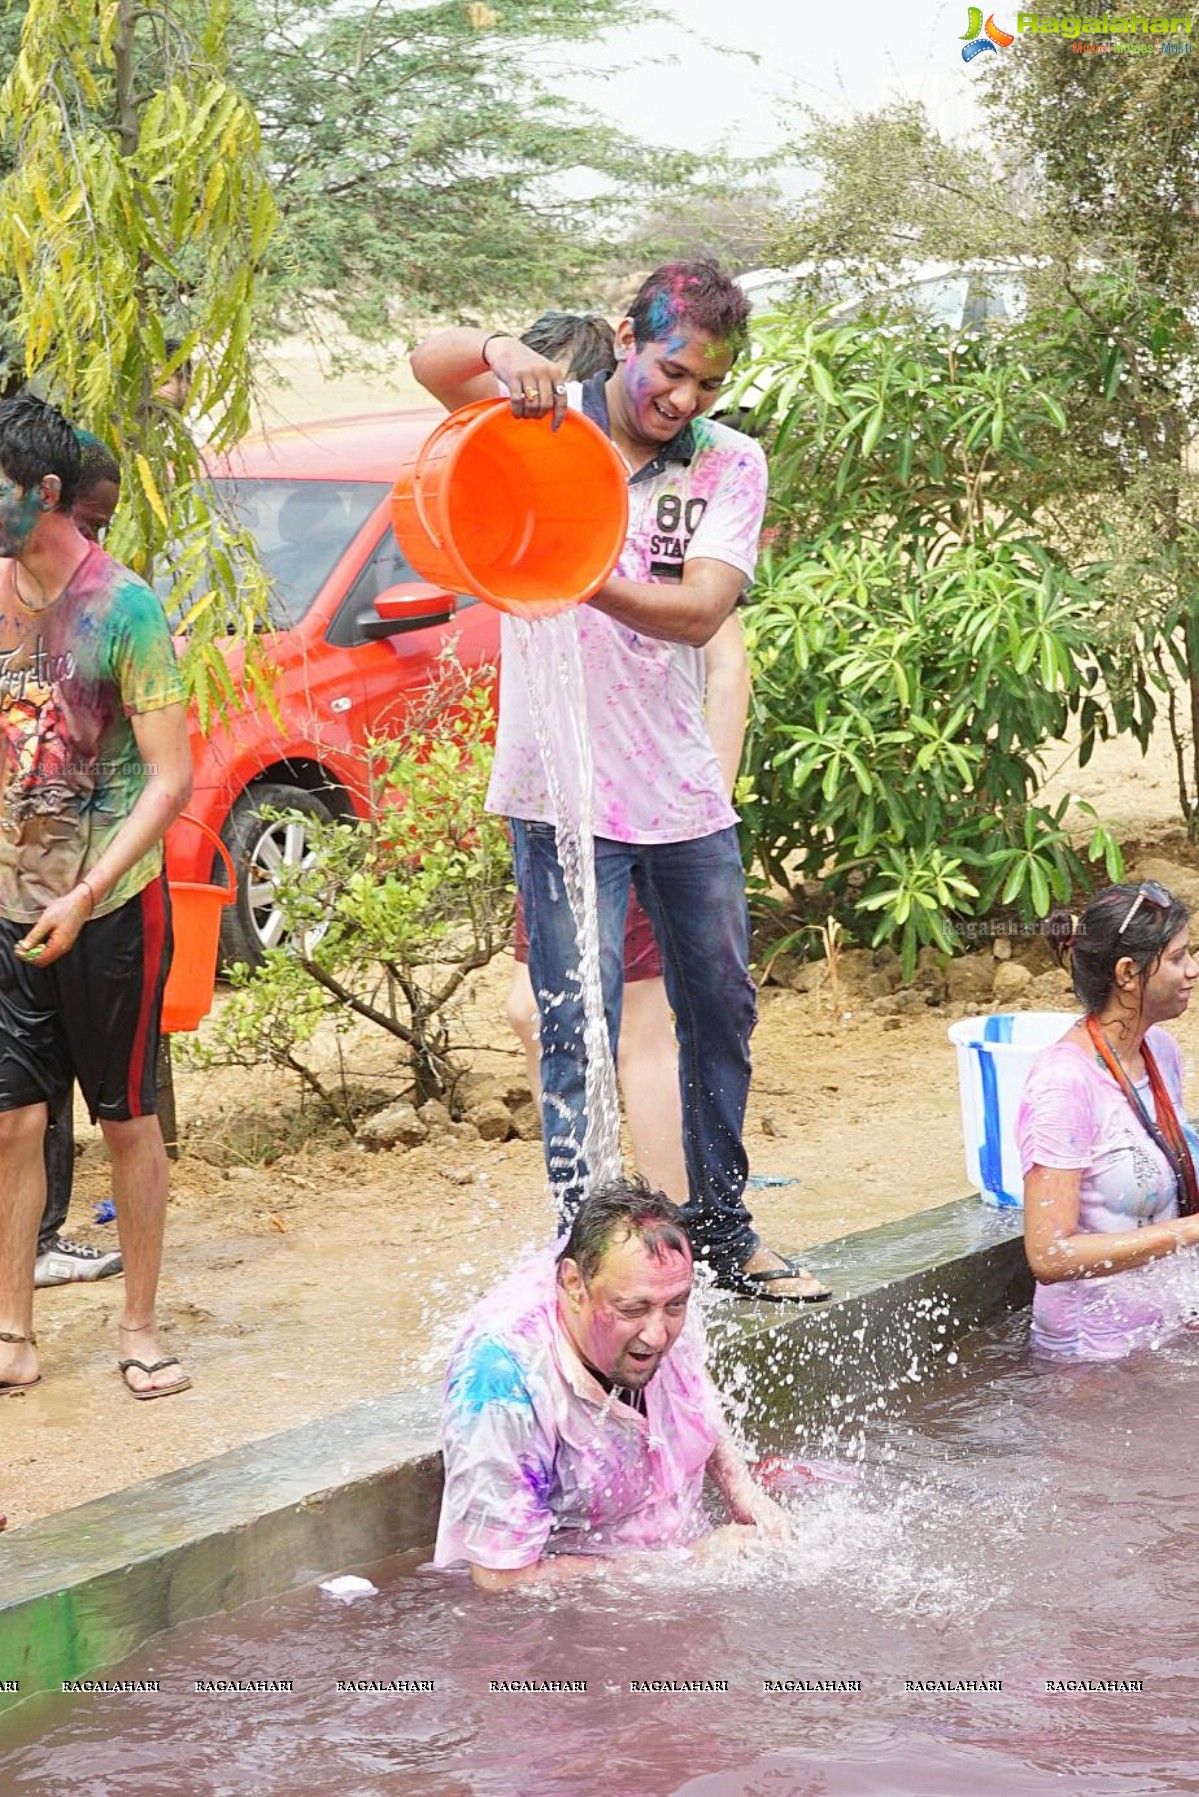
[
  {"xmin": 612, "ymin": 260, "xmax": 750, "ymax": 449},
  {"xmin": 556, "ymin": 1176, "xmax": 694, "ymax": 1392},
  {"xmin": 73, "ymin": 431, "xmax": 121, "ymax": 545},
  {"xmin": 0, "ymin": 394, "xmax": 81, "ymax": 559},
  {"xmin": 520, "ymin": 311, "xmax": 616, "ymax": 383},
  {"xmin": 157, "ymin": 338, "xmax": 194, "ymax": 411}
]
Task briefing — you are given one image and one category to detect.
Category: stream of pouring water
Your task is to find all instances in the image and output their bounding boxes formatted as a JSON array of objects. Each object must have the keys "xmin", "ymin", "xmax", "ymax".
[{"xmin": 511, "ymin": 612, "xmax": 622, "ymax": 1203}]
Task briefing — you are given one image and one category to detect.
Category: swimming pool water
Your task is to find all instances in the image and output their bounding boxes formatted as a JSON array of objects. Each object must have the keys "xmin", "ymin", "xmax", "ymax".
[{"xmin": 3, "ymin": 1314, "xmax": 1197, "ymax": 1796}]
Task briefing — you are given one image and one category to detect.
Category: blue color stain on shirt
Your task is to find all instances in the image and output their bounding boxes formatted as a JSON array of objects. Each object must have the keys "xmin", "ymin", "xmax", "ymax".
[{"xmin": 451, "ymin": 1339, "xmax": 532, "ymax": 1415}]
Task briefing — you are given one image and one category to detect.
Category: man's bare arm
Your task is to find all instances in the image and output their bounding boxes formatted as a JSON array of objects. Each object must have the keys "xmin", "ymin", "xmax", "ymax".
[
  {"xmin": 703, "ymin": 615, "xmax": 751, "ymax": 797},
  {"xmin": 411, "ymin": 329, "xmax": 569, "ymax": 428},
  {"xmin": 469, "ymin": 1555, "xmax": 615, "ymax": 1593},
  {"xmin": 705, "ymin": 1434, "xmax": 792, "ymax": 1537},
  {"xmin": 588, "ymin": 558, "xmax": 747, "ymax": 649}
]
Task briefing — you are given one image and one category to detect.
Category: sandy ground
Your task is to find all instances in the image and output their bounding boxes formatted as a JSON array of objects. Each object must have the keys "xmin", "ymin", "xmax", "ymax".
[
  {"xmin": 249, "ymin": 330, "xmax": 428, "ymax": 433},
  {"xmin": 3, "ymin": 349, "xmax": 1196, "ymax": 1532}
]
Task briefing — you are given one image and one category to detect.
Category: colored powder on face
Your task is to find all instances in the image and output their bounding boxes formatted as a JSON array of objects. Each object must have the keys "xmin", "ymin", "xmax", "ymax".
[
  {"xmin": 640, "ymin": 272, "xmax": 736, "ymax": 360},
  {"xmin": 0, "ymin": 482, "xmax": 43, "ymax": 557}
]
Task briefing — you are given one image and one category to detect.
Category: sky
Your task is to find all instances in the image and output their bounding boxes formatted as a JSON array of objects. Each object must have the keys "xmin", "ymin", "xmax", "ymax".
[{"xmin": 552, "ymin": 0, "xmax": 993, "ymax": 184}]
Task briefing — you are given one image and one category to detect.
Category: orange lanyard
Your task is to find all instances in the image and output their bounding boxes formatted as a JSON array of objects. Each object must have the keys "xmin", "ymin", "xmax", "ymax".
[{"xmin": 1085, "ymin": 1015, "xmax": 1199, "ymax": 1217}]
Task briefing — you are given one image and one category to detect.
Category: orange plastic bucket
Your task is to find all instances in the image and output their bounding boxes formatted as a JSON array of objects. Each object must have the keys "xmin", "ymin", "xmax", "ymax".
[
  {"xmin": 391, "ymin": 398, "xmax": 629, "ymax": 618},
  {"xmin": 161, "ymin": 814, "xmax": 236, "ymax": 1034}
]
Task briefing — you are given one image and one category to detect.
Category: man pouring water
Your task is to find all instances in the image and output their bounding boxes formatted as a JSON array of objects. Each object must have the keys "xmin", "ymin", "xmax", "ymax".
[
  {"xmin": 412, "ymin": 260, "xmax": 829, "ymax": 1304},
  {"xmin": 434, "ymin": 1179, "xmax": 790, "ymax": 1589}
]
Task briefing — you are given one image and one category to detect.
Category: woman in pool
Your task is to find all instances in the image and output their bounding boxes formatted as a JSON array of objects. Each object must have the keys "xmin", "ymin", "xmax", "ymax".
[{"xmin": 1017, "ymin": 880, "xmax": 1199, "ymax": 1359}]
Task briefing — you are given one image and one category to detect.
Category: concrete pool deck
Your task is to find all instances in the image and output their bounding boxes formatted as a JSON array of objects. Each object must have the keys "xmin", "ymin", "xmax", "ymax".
[{"xmin": 0, "ymin": 1197, "xmax": 1030, "ymax": 1717}]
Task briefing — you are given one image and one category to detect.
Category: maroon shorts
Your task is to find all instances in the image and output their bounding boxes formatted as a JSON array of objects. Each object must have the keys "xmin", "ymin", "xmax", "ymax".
[
  {"xmin": 514, "ymin": 889, "xmax": 663, "ymax": 983},
  {"xmin": 0, "ymin": 874, "xmax": 172, "ymax": 1122}
]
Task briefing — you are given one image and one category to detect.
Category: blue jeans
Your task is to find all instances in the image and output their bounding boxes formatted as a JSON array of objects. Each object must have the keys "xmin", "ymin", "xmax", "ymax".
[{"xmin": 511, "ymin": 821, "xmax": 759, "ymax": 1272}]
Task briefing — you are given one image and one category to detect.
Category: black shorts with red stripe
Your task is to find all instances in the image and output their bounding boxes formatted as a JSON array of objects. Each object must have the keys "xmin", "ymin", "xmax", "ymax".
[{"xmin": 0, "ymin": 873, "xmax": 173, "ymax": 1122}]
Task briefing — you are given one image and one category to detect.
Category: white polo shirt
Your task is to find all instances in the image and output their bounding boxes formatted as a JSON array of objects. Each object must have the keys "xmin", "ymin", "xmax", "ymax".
[{"xmin": 485, "ymin": 371, "xmax": 768, "ymax": 845}]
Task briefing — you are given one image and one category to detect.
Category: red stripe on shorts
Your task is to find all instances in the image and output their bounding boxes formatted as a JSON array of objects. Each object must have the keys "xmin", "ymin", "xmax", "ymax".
[{"xmin": 127, "ymin": 879, "xmax": 166, "ymax": 1116}]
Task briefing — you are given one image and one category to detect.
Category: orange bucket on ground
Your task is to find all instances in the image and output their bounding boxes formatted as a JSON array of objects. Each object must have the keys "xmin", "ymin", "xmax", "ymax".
[
  {"xmin": 161, "ymin": 814, "xmax": 236, "ymax": 1034},
  {"xmin": 391, "ymin": 398, "xmax": 628, "ymax": 618}
]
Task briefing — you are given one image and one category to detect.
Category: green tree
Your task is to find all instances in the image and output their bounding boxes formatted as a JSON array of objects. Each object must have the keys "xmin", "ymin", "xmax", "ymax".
[
  {"xmin": 0, "ymin": 0, "xmax": 279, "ymax": 715},
  {"xmin": 766, "ymin": 63, "xmax": 1199, "ymax": 834},
  {"xmin": 769, "ymin": 100, "xmax": 1025, "ymax": 277},
  {"xmin": 217, "ymin": 0, "xmax": 734, "ymax": 336},
  {"xmin": 983, "ymin": 32, "xmax": 1199, "ymax": 829}
]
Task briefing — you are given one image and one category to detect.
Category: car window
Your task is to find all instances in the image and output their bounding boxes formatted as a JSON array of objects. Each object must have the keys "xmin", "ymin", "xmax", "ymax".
[
  {"xmin": 837, "ymin": 275, "xmax": 971, "ymax": 330},
  {"xmin": 964, "ymin": 275, "xmax": 1028, "ymax": 327},
  {"xmin": 210, "ymin": 477, "xmax": 389, "ymax": 628}
]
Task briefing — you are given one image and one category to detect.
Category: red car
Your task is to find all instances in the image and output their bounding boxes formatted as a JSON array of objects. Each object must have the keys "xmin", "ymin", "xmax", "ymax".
[{"xmin": 164, "ymin": 410, "xmax": 500, "ymax": 966}]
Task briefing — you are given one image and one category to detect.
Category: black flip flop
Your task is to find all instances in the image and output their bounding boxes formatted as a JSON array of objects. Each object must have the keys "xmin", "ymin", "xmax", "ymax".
[
  {"xmin": 118, "ymin": 1356, "xmax": 193, "ymax": 1401},
  {"xmin": 712, "ymin": 1259, "xmax": 833, "ymax": 1305}
]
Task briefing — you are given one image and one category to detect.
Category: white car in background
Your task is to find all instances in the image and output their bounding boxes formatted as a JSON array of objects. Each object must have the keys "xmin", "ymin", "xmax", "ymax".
[
  {"xmin": 738, "ymin": 260, "xmax": 1035, "ymax": 330},
  {"xmin": 731, "ymin": 260, "xmax": 1038, "ymax": 419}
]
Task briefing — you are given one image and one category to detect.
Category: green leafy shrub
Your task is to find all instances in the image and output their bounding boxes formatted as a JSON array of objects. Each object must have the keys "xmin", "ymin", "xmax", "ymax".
[
  {"xmin": 734, "ymin": 310, "xmax": 1124, "ymax": 973},
  {"xmin": 190, "ymin": 658, "xmax": 513, "ymax": 1126}
]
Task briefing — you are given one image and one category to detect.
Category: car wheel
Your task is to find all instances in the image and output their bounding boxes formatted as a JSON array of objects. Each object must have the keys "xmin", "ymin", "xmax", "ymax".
[{"xmin": 219, "ymin": 784, "xmax": 334, "ymax": 969}]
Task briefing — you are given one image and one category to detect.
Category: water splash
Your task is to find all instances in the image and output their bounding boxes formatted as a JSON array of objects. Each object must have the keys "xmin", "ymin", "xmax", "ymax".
[{"xmin": 511, "ymin": 612, "xmax": 622, "ymax": 1200}]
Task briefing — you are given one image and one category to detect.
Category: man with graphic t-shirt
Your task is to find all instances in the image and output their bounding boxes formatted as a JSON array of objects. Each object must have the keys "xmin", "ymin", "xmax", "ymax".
[
  {"xmin": 0, "ymin": 394, "xmax": 193, "ymax": 1400},
  {"xmin": 412, "ymin": 261, "xmax": 830, "ymax": 1304}
]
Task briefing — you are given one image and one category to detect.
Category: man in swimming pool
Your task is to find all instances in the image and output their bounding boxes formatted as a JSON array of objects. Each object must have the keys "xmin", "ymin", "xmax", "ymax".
[{"xmin": 434, "ymin": 1179, "xmax": 791, "ymax": 1590}]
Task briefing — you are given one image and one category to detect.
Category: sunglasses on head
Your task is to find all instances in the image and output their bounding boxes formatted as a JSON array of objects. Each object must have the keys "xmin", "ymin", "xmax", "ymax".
[{"xmin": 1116, "ymin": 880, "xmax": 1172, "ymax": 936}]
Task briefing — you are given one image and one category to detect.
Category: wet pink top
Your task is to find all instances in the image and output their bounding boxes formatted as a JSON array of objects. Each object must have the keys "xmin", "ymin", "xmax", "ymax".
[
  {"xmin": 486, "ymin": 380, "xmax": 768, "ymax": 843},
  {"xmin": 433, "ymin": 1249, "xmax": 724, "ymax": 1571},
  {"xmin": 1016, "ymin": 1028, "xmax": 1199, "ymax": 1359}
]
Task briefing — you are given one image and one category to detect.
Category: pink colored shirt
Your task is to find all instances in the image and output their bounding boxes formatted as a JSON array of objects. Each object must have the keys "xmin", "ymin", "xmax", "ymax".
[
  {"xmin": 485, "ymin": 375, "xmax": 768, "ymax": 844},
  {"xmin": 433, "ymin": 1249, "xmax": 725, "ymax": 1571},
  {"xmin": 1016, "ymin": 1028, "xmax": 1199, "ymax": 1359}
]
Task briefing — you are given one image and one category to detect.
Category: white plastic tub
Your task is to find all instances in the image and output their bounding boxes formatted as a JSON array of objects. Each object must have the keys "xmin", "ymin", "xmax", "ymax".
[{"xmin": 947, "ymin": 1011, "xmax": 1077, "ymax": 1208}]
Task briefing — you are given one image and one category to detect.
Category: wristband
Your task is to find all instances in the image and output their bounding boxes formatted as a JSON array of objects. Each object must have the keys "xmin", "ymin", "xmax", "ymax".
[
  {"xmin": 78, "ymin": 878, "xmax": 97, "ymax": 914},
  {"xmin": 480, "ymin": 332, "xmax": 514, "ymax": 368}
]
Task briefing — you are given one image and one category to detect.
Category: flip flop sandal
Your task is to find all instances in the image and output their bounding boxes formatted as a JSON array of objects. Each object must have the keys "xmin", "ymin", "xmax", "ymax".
[
  {"xmin": 0, "ymin": 1327, "xmax": 41, "ymax": 1396},
  {"xmin": 118, "ymin": 1356, "xmax": 193, "ymax": 1401},
  {"xmin": 713, "ymin": 1261, "xmax": 833, "ymax": 1305}
]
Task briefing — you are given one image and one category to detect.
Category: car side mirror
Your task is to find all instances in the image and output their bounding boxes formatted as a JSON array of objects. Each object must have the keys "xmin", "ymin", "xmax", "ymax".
[{"xmin": 357, "ymin": 582, "xmax": 457, "ymax": 640}]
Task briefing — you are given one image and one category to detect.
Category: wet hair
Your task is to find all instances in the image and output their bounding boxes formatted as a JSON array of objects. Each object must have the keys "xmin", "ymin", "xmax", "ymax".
[
  {"xmin": 556, "ymin": 1175, "xmax": 692, "ymax": 1286},
  {"xmin": 75, "ymin": 429, "xmax": 120, "ymax": 497},
  {"xmin": 1047, "ymin": 883, "xmax": 1190, "ymax": 1013},
  {"xmin": 0, "ymin": 392, "xmax": 81, "ymax": 509},
  {"xmin": 521, "ymin": 311, "xmax": 616, "ymax": 381},
  {"xmin": 626, "ymin": 260, "xmax": 750, "ymax": 354}
]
